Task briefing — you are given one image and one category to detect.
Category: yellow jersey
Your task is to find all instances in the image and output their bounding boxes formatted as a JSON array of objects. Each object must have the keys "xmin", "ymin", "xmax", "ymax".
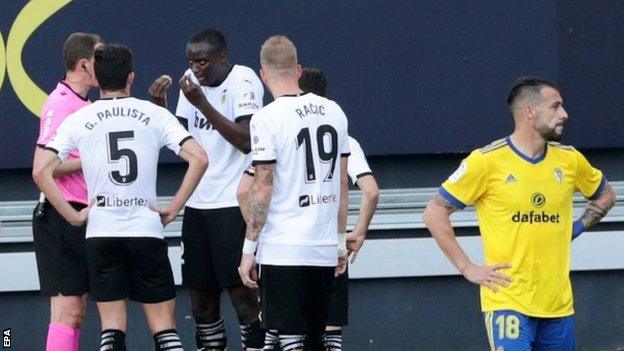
[{"xmin": 440, "ymin": 137, "xmax": 605, "ymax": 317}]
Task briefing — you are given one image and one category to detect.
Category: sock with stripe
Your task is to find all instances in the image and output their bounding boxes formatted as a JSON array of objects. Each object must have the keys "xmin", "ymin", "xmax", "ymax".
[
  {"xmin": 196, "ymin": 318, "xmax": 226, "ymax": 350},
  {"xmin": 263, "ymin": 329, "xmax": 279, "ymax": 350},
  {"xmin": 46, "ymin": 323, "xmax": 77, "ymax": 351},
  {"xmin": 323, "ymin": 330, "xmax": 343, "ymax": 351},
  {"xmin": 279, "ymin": 334, "xmax": 306, "ymax": 351},
  {"xmin": 153, "ymin": 329, "xmax": 183, "ymax": 351},
  {"xmin": 100, "ymin": 329, "xmax": 126, "ymax": 351},
  {"xmin": 241, "ymin": 320, "xmax": 264, "ymax": 350}
]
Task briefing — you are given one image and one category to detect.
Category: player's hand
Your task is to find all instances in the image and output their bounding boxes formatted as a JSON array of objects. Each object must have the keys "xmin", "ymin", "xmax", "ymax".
[
  {"xmin": 238, "ymin": 253, "xmax": 259, "ymax": 289},
  {"xmin": 149, "ymin": 75, "xmax": 172, "ymax": 108},
  {"xmin": 69, "ymin": 199, "xmax": 94, "ymax": 226},
  {"xmin": 461, "ymin": 262, "xmax": 512, "ymax": 293},
  {"xmin": 150, "ymin": 204, "xmax": 179, "ymax": 227},
  {"xmin": 335, "ymin": 256, "xmax": 347, "ymax": 277},
  {"xmin": 347, "ymin": 229, "xmax": 366, "ymax": 263},
  {"xmin": 179, "ymin": 74, "xmax": 209, "ymax": 108}
]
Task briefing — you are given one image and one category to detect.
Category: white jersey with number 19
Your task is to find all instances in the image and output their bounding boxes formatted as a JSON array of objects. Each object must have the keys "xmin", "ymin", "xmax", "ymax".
[
  {"xmin": 250, "ymin": 92, "xmax": 350, "ymax": 267},
  {"xmin": 46, "ymin": 97, "xmax": 191, "ymax": 239}
]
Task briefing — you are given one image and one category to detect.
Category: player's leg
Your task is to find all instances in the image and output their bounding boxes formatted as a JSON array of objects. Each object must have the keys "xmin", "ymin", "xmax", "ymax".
[
  {"xmin": 484, "ymin": 310, "xmax": 536, "ymax": 351},
  {"xmin": 534, "ymin": 315, "xmax": 575, "ymax": 351},
  {"xmin": 305, "ymin": 266, "xmax": 334, "ymax": 351},
  {"xmin": 181, "ymin": 207, "xmax": 228, "ymax": 350},
  {"xmin": 33, "ymin": 202, "xmax": 89, "ymax": 351},
  {"xmin": 323, "ymin": 268, "xmax": 349, "ymax": 351},
  {"xmin": 213, "ymin": 207, "xmax": 264, "ymax": 350},
  {"xmin": 128, "ymin": 238, "xmax": 183, "ymax": 351},
  {"xmin": 260, "ymin": 265, "xmax": 308, "ymax": 351},
  {"xmin": 263, "ymin": 329, "xmax": 279, "ymax": 350},
  {"xmin": 87, "ymin": 237, "xmax": 130, "ymax": 351}
]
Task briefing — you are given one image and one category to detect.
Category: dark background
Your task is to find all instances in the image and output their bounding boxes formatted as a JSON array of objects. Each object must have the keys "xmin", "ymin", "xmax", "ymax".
[{"xmin": 1, "ymin": 0, "xmax": 623, "ymax": 169}]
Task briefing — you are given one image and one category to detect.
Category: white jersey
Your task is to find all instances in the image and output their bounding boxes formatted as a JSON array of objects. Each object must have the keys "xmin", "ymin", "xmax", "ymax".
[
  {"xmin": 46, "ymin": 97, "xmax": 191, "ymax": 239},
  {"xmin": 347, "ymin": 136, "xmax": 372, "ymax": 185},
  {"xmin": 176, "ymin": 65, "xmax": 264, "ymax": 209},
  {"xmin": 251, "ymin": 92, "xmax": 350, "ymax": 266}
]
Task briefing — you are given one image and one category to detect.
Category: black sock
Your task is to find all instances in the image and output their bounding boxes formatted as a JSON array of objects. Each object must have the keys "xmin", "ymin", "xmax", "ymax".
[
  {"xmin": 100, "ymin": 329, "xmax": 126, "ymax": 351},
  {"xmin": 196, "ymin": 318, "xmax": 226, "ymax": 350},
  {"xmin": 241, "ymin": 319, "xmax": 264, "ymax": 350},
  {"xmin": 323, "ymin": 330, "xmax": 342, "ymax": 351},
  {"xmin": 153, "ymin": 329, "xmax": 183, "ymax": 351}
]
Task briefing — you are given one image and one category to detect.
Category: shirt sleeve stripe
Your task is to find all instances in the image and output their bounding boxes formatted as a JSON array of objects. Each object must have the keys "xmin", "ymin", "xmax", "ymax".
[
  {"xmin": 341, "ymin": 153, "xmax": 351, "ymax": 157},
  {"xmin": 588, "ymin": 176, "xmax": 607, "ymax": 200},
  {"xmin": 438, "ymin": 186, "xmax": 467, "ymax": 210},
  {"xmin": 44, "ymin": 146, "xmax": 59, "ymax": 154},
  {"xmin": 355, "ymin": 172, "xmax": 373, "ymax": 179},
  {"xmin": 235, "ymin": 114, "xmax": 253, "ymax": 123},
  {"xmin": 36, "ymin": 144, "xmax": 46, "ymax": 149},
  {"xmin": 178, "ymin": 135, "xmax": 193, "ymax": 147},
  {"xmin": 243, "ymin": 170, "xmax": 255, "ymax": 177},
  {"xmin": 252, "ymin": 159, "xmax": 277, "ymax": 166}
]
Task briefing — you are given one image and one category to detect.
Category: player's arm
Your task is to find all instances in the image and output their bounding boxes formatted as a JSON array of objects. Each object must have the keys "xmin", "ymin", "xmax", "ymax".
[
  {"xmin": 32, "ymin": 149, "xmax": 89, "ymax": 226},
  {"xmin": 236, "ymin": 169, "xmax": 255, "ymax": 223},
  {"xmin": 179, "ymin": 75, "xmax": 251, "ymax": 153},
  {"xmin": 423, "ymin": 194, "xmax": 511, "ymax": 292},
  {"xmin": 239, "ymin": 163, "xmax": 275, "ymax": 289},
  {"xmin": 33, "ymin": 146, "xmax": 82, "ymax": 178},
  {"xmin": 573, "ymin": 182, "xmax": 616, "ymax": 239},
  {"xmin": 155, "ymin": 138, "xmax": 208, "ymax": 226},
  {"xmin": 347, "ymin": 174, "xmax": 379, "ymax": 263}
]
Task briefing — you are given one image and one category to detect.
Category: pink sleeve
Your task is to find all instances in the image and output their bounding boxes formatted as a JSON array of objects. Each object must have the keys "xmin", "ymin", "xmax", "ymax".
[{"xmin": 36, "ymin": 102, "xmax": 76, "ymax": 146}]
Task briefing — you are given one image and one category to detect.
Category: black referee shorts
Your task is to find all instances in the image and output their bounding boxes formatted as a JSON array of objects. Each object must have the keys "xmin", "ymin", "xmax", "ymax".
[
  {"xmin": 32, "ymin": 201, "xmax": 88, "ymax": 296},
  {"xmin": 259, "ymin": 264, "xmax": 334, "ymax": 339},
  {"xmin": 181, "ymin": 206, "xmax": 246, "ymax": 290},
  {"xmin": 86, "ymin": 237, "xmax": 176, "ymax": 303}
]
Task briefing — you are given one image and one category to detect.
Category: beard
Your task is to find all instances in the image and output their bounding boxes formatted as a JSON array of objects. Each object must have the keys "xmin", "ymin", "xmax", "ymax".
[{"xmin": 538, "ymin": 125, "xmax": 563, "ymax": 142}]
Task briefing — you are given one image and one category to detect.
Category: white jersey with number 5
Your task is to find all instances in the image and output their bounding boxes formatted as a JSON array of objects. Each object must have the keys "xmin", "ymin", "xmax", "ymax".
[
  {"xmin": 46, "ymin": 97, "xmax": 191, "ymax": 239},
  {"xmin": 250, "ymin": 92, "xmax": 350, "ymax": 267}
]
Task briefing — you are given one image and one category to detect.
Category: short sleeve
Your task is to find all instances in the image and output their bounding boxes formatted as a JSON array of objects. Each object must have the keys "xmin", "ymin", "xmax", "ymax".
[
  {"xmin": 250, "ymin": 113, "xmax": 276, "ymax": 164},
  {"xmin": 233, "ymin": 76, "xmax": 264, "ymax": 121},
  {"xmin": 36, "ymin": 102, "xmax": 77, "ymax": 146},
  {"xmin": 440, "ymin": 151, "xmax": 488, "ymax": 209},
  {"xmin": 160, "ymin": 110, "xmax": 192, "ymax": 155},
  {"xmin": 574, "ymin": 149, "xmax": 605, "ymax": 199},
  {"xmin": 45, "ymin": 119, "xmax": 78, "ymax": 161},
  {"xmin": 175, "ymin": 89, "xmax": 195, "ymax": 120},
  {"xmin": 347, "ymin": 137, "xmax": 372, "ymax": 185}
]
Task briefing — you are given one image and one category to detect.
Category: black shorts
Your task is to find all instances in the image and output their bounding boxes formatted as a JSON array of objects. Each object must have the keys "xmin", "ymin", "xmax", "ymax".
[
  {"xmin": 86, "ymin": 237, "xmax": 176, "ymax": 303},
  {"xmin": 181, "ymin": 206, "xmax": 246, "ymax": 290},
  {"xmin": 32, "ymin": 201, "xmax": 88, "ymax": 296},
  {"xmin": 259, "ymin": 264, "xmax": 334, "ymax": 340},
  {"xmin": 327, "ymin": 269, "xmax": 349, "ymax": 326}
]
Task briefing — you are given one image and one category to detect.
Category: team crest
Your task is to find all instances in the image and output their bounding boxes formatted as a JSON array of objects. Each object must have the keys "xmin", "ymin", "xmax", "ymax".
[{"xmin": 553, "ymin": 167, "xmax": 563, "ymax": 184}]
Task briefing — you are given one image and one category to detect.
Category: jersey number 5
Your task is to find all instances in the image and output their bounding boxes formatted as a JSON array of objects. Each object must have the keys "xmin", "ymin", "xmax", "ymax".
[
  {"xmin": 107, "ymin": 131, "xmax": 138, "ymax": 185},
  {"xmin": 296, "ymin": 125, "xmax": 337, "ymax": 183}
]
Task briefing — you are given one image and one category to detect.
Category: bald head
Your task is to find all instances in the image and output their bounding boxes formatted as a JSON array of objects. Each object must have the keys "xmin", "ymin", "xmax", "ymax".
[{"xmin": 260, "ymin": 35, "xmax": 298, "ymax": 72}]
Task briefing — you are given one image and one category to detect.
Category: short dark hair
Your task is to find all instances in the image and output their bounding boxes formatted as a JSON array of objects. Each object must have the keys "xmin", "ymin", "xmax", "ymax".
[
  {"xmin": 62, "ymin": 32, "xmax": 102, "ymax": 71},
  {"xmin": 188, "ymin": 28, "xmax": 227, "ymax": 54},
  {"xmin": 94, "ymin": 44, "xmax": 133, "ymax": 91},
  {"xmin": 299, "ymin": 68, "xmax": 327, "ymax": 97},
  {"xmin": 506, "ymin": 76, "xmax": 559, "ymax": 108}
]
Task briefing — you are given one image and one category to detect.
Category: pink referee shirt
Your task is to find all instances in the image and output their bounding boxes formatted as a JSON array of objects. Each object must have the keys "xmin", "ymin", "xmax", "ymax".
[{"xmin": 36, "ymin": 81, "xmax": 90, "ymax": 205}]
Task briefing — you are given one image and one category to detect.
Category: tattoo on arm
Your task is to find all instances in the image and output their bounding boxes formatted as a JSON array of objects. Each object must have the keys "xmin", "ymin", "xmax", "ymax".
[
  {"xmin": 431, "ymin": 194, "xmax": 459, "ymax": 213},
  {"xmin": 580, "ymin": 183, "xmax": 616, "ymax": 229},
  {"xmin": 247, "ymin": 164, "xmax": 275, "ymax": 240}
]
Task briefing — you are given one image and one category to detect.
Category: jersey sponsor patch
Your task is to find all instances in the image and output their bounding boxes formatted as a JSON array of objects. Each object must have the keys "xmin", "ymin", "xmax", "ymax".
[{"xmin": 448, "ymin": 161, "xmax": 467, "ymax": 183}]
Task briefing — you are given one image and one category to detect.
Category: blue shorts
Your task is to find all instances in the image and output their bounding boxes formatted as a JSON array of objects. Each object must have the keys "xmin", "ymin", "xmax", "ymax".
[{"xmin": 483, "ymin": 310, "xmax": 575, "ymax": 351}]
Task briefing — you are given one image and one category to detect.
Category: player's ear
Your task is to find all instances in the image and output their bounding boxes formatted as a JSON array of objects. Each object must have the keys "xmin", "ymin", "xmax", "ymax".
[
  {"xmin": 259, "ymin": 68, "xmax": 269, "ymax": 85},
  {"xmin": 127, "ymin": 71, "xmax": 135, "ymax": 87},
  {"xmin": 295, "ymin": 65, "xmax": 302, "ymax": 79}
]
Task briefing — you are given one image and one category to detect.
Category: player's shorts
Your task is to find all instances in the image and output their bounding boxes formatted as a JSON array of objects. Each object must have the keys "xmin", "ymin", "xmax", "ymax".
[
  {"xmin": 484, "ymin": 310, "xmax": 575, "ymax": 351},
  {"xmin": 86, "ymin": 237, "xmax": 176, "ymax": 303},
  {"xmin": 326, "ymin": 268, "xmax": 349, "ymax": 326},
  {"xmin": 259, "ymin": 264, "xmax": 334, "ymax": 339},
  {"xmin": 181, "ymin": 206, "xmax": 246, "ymax": 290},
  {"xmin": 32, "ymin": 201, "xmax": 88, "ymax": 296}
]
